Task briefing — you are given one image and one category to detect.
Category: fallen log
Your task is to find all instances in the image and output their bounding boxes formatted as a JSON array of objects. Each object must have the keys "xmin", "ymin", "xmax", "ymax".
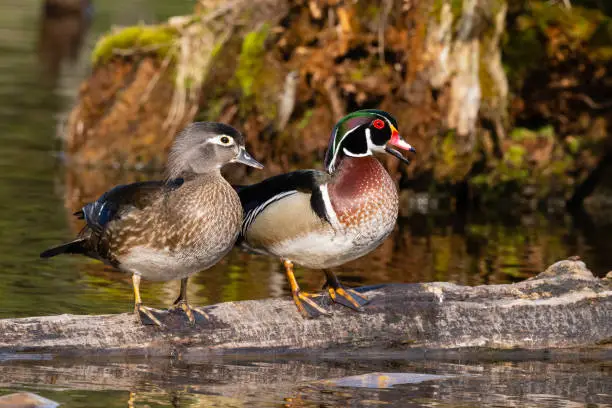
[{"xmin": 0, "ymin": 259, "xmax": 610, "ymax": 356}]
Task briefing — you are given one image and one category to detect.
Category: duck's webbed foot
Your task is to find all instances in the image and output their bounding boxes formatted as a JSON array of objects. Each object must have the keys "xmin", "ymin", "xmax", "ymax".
[
  {"xmin": 135, "ymin": 302, "xmax": 165, "ymax": 327},
  {"xmin": 168, "ymin": 278, "xmax": 209, "ymax": 325},
  {"xmin": 168, "ymin": 300, "xmax": 209, "ymax": 325},
  {"xmin": 324, "ymin": 270, "xmax": 369, "ymax": 312},
  {"xmin": 283, "ymin": 260, "xmax": 329, "ymax": 318},
  {"xmin": 132, "ymin": 274, "xmax": 165, "ymax": 327},
  {"xmin": 292, "ymin": 290, "xmax": 328, "ymax": 318}
]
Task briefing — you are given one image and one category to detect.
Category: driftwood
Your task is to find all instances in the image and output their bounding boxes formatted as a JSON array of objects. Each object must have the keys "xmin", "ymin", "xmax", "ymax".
[{"xmin": 0, "ymin": 259, "xmax": 610, "ymax": 357}]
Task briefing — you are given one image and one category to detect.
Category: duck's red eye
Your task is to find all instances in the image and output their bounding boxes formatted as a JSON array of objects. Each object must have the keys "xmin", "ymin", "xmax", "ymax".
[{"xmin": 372, "ymin": 119, "xmax": 385, "ymax": 129}]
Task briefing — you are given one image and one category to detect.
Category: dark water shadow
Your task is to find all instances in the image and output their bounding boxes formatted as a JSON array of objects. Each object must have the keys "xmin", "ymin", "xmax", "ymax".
[{"xmin": 37, "ymin": 0, "xmax": 92, "ymax": 89}]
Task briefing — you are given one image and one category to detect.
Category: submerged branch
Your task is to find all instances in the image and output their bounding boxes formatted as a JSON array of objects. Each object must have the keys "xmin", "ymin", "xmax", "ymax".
[{"xmin": 0, "ymin": 260, "xmax": 609, "ymax": 357}]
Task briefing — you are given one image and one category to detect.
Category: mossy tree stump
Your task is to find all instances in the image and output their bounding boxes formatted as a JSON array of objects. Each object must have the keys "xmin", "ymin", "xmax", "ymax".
[
  {"xmin": 61, "ymin": 0, "xmax": 612, "ymax": 208},
  {"xmin": 67, "ymin": 57, "xmax": 180, "ymax": 168}
]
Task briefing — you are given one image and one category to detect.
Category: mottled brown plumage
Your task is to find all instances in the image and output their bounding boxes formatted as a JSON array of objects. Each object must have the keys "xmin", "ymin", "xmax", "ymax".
[
  {"xmin": 41, "ymin": 122, "xmax": 263, "ymax": 326},
  {"xmin": 103, "ymin": 174, "xmax": 243, "ymax": 281}
]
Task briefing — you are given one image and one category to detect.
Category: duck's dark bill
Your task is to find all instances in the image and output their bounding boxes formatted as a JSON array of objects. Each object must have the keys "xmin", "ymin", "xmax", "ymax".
[
  {"xmin": 235, "ymin": 149, "xmax": 264, "ymax": 169},
  {"xmin": 385, "ymin": 145, "xmax": 411, "ymax": 165}
]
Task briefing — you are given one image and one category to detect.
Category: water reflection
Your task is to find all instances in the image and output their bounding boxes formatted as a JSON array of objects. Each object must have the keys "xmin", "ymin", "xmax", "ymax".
[
  {"xmin": 0, "ymin": 355, "xmax": 610, "ymax": 407},
  {"xmin": 37, "ymin": 0, "xmax": 92, "ymax": 88}
]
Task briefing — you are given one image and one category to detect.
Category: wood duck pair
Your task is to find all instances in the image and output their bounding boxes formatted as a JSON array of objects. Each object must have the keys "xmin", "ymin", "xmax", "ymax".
[
  {"xmin": 41, "ymin": 110, "xmax": 414, "ymax": 325},
  {"xmin": 41, "ymin": 122, "xmax": 263, "ymax": 326},
  {"xmin": 237, "ymin": 109, "xmax": 415, "ymax": 317}
]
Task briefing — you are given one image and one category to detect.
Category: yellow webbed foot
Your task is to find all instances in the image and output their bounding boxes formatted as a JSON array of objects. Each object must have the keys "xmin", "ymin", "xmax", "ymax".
[
  {"xmin": 168, "ymin": 300, "xmax": 209, "ymax": 325},
  {"xmin": 292, "ymin": 290, "xmax": 329, "ymax": 318},
  {"xmin": 134, "ymin": 303, "xmax": 165, "ymax": 327},
  {"xmin": 327, "ymin": 286, "xmax": 369, "ymax": 311},
  {"xmin": 283, "ymin": 259, "xmax": 329, "ymax": 318},
  {"xmin": 324, "ymin": 270, "xmax": 369, "ymax": 312}
]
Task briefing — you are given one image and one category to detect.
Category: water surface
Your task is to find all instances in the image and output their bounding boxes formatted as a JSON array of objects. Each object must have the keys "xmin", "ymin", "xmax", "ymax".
[{"xmin": 1, "ymin": 353, "xmax": 611, "ymax": 407}]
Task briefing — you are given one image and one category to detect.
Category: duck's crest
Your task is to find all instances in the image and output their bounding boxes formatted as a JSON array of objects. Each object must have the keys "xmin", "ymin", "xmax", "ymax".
[{"xmin": 323, "ymin": 110, "xmax": 398, "ymax": 173}]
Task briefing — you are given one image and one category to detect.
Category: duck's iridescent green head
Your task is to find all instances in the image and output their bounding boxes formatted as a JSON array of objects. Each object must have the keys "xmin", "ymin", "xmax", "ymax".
[{"xmin": 323, "ymin": 109, "xmax": 416, "ymax": 173}]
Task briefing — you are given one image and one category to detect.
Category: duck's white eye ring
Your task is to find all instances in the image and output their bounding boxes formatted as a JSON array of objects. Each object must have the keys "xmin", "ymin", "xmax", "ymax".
[{"xmin": 220, "ymin": 136, "xmax": 231, "ymax": 145}]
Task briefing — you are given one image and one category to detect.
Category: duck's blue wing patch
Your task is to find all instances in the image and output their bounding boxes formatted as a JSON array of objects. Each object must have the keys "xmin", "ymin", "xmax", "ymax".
[{"xmin": 77, "ymin": 178, "xmax": 184, "ymax": 232}]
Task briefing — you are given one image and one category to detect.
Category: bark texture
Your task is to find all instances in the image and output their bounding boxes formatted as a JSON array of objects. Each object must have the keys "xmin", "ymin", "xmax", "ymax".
[
  {"xmin": 0, "ymin": 260, "xmax": 610, "ymax": 357},
  {"xmin": 59, "ymin": 0, "xmax": 612, "ymax": 209}
]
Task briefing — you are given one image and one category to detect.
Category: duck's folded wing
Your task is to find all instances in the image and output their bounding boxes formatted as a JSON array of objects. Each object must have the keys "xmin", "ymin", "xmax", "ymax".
[
  {"xmin": 236, "ymin": 170, "xmax": 332, "ymax": 235},
  {"xmin": 79, "ymin": 178, "xmax": 183, "ymax": 233},
  {"xmin": 42, "ymin": 179, "xmax": 183, "ymax": 260}
]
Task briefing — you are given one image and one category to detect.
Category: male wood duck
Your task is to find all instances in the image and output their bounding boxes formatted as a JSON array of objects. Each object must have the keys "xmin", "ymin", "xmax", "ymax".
[
  {"xmin": 41, "ymin": 122, "xmax": 263, "ymax": 326},
  {"xmin": 237, "ymin": 110, "xmax": 415, "ymax": 317}
]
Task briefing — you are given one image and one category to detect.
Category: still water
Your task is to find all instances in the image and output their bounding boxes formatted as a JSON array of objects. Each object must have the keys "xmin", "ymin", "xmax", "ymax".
[
  {"xmin": 0, "ymin": 354, "xmax": 610, "ymax": 407},
  {"xmin": 0, "ymin": 1, "xmax": 610, "ymax": 407}
]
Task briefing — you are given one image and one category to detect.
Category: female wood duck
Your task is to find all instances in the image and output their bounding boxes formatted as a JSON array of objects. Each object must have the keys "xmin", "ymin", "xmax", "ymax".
[
  {"xmin": 41, "ymin": 122, "xmax": 263, "ymax": 326},
  {"xmin": 237, "ymin": 110, "xmax": 415, "ymax": 318}
]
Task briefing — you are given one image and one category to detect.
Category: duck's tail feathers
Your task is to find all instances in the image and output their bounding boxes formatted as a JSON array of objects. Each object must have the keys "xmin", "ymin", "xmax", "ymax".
[{"xmin": 40, "ymin": 238, "xmax": 86, "ymax": 258}]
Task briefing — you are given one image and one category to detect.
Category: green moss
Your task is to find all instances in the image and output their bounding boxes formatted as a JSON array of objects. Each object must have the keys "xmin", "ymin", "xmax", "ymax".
[
  {"xmin": 297, "ymin": 109, "xmax": 314, "ymax": 130},
  {"xmin": 469, "ymin": 122, "xmax": 578, "ymax": 202},
  {"xmin": 211, "ymin": 41, "xmax": 224, "ymax": 58},
  {"xmin": 539, "ymin": 125, "xmax": 555, "ymax": 139},
  {"xmin": 349, "ymin": 69, "xmax": 365, "ymax": 82},
  {"xmin": 530, "ymin": 2, "xmax": 602, "ymax": 41},
  {"xmin": 362, "ymin": 3, "xmax": 381, "ymax": 19},
  {"xmin": 469, "ymin": 141, "xmax": 529, "ymax": 197},
  {"xmin": 434, "ymin": 131, "xmax": 477, "ymax": 183},
  {"xmin": 503, "ymin": 3, "xmax": 608, "ymax": 88},
  {"xmin": 566, "ymin": 136, "xmax": 581, "ymax": 154},
  {"xmin": 235, "ymin": 24, "xmax": 270, "ymax": 98},
  {"xmin": 470, "ymin": 174, "xmax": 489, "ymax": 186},
  {"xmin": 550, "ymin": 156, "xmax": 572, "ymax": 176},
  {"xmin": 479, "ymin": 59, "xmax": 496, "ymax": 101},
  {"xmin": 430, "ymin": 0, "xmax": 463, "ymax": 21},
  {"xmin": 91, "ymin": 25, "xmax": 178, "ymax": 65},
  {"xmin": 510, "ymin": 127, "xmax": 536, "ymax": 142},
  {"xmin": 506, "ymin": 145, "xmax": 526, "ymax": 167},
  {"xmin": 511, "ymin": 125, "xmax": 555, "ymax": 142},
  {"xmin": 439, "ymin": 131, "xmax": 458, "ymax": 177}
]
